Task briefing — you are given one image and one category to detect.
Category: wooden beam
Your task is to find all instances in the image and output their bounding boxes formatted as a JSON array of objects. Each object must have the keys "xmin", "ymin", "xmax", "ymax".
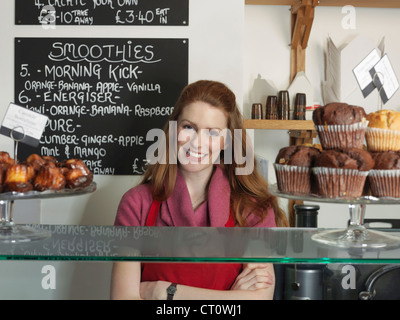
[
  {"xmin": 291, "ymin": 7, "xmax": 304, "ymax": 48},
  {"xmin": 245, "ymin": 0, "xmax": 400, "ymax": 8},
  {"xmin": 245, "ymin": 0, "xmax": 298, "ymax": 5},
  {"xmin": 318, "ymin": 0, "xmax": 400, "ymax": 8},
  {"xmin": 290, "ymin": 0, "xmax": 317, "ymax": 82},
  {"xmin": 302, "ymin": 4, "xmax": 315, "ymax": 48}
]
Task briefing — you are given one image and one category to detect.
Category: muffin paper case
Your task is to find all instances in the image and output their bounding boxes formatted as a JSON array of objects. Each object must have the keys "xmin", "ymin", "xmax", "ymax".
[
  {"xmin": 312, "ymin": 167, "xmax": 369, "ymax": 198},
  {"xmin": 365, "ymin": 127, "xmax": 400, "ymax": 152},
  {"xmin": 369, "ymin": 169, "xmax": 400, "ymax": 198},
  {"xmin": 274, "ymin": 163, "xmax": 311, "ymax": 194},
  {"xmin": 315, "ymin": 122, "xmax": 368, "ymax": 150}
]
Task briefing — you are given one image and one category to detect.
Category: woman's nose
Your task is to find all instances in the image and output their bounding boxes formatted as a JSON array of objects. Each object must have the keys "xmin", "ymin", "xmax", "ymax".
[
  {"xmin": 191, "ymin": 129, "xmax": 210, "ymax": 149},
  {"xmin": 189, "ymin": 130, "xmax": 201, "ymax": 148}
]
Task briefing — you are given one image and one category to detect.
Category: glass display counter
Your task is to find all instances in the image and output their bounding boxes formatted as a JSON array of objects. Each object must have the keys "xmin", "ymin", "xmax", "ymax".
[
  {"xmin": 1, "ymin": 180, "xmax": 399, "ymax": 265},
  {"xmin": 1, "ymin": 224, "xmax": 400, "ymax": 264},
  {"xmin": 1, "ymin": 183, "xmax": 399, "ymax": 300}
]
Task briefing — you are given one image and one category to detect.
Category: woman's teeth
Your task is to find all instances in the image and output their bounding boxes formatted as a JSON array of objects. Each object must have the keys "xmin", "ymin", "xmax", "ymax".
[{"xmin": 186, "ymin": 150, "xmax": 205, "ymax": 158}]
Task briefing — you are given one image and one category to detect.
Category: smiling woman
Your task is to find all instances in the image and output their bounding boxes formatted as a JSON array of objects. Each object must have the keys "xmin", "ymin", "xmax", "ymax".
[
  {"xmin": 111, "ymin": 80, "xmax": 289, "ymax": 300},
  {"xmin": 176, "ymin": 101, "xmax": 228, "ymax": 170}
]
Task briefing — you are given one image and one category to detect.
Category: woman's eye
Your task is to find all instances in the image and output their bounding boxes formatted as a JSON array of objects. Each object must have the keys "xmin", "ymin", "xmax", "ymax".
[
  {"xmin": 182, "ymin": 124, "xmax": 194, "ymax": 130},
  {"xmin": 208, "ymin": 130, "xmax": 220, "ymax": 137}
]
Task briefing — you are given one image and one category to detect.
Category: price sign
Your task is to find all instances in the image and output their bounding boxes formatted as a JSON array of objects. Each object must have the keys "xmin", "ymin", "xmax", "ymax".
[
  {"xmin": 0, "ymin": 103, "xmax": 48, "ymax": 147},
  {"xmin": 15, "ymin": 0, "xmax": 189, "ymax": 26}
]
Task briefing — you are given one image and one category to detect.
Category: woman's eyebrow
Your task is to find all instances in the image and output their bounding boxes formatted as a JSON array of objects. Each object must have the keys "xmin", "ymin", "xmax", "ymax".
[{"xmin": 179, "ymin": 119, "xmax": 224, "ymax": 131}]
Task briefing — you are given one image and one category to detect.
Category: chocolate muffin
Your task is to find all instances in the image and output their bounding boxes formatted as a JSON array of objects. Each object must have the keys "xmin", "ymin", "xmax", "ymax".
[
  {"xmin": 275, "ymin": 145, "xmax": 321, "ymax": 167},
  {"xmin": 314, "ymin": 148, "xmax": 374, "ymax": 171},
  {"xmin": 312, "ymin": 148, "xmax": 374, "ymax": 198},
  {"xmin": 368, "ymin": 151, "xmax": 400, "ymax": 198},
  {"xmin": 312, "ymin": 103, "xmax": 368, "ymax": 150},
  {"xmin": 313, "ymin": 103, "xmax": 367, "ymax": 125},
  {"xmin": 274, "ymin": 145, "xmax": 321, "ymax": 194},
  {"xmin": 372, "ymin": 151, "xmax": 400, "ymax": 169}
]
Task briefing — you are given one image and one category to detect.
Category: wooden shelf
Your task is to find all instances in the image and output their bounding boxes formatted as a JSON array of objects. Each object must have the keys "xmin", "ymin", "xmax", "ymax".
[
  {"xmin": 245, "ymin": 0, "xmax": 300, "ymax": 5},
  {"xmin": 245, "ymin": 0, "xmax": 400, "ymax": 8},
  {"xmin": 244, "ymin": 119, "xmax": 315, "ymax": 130}
]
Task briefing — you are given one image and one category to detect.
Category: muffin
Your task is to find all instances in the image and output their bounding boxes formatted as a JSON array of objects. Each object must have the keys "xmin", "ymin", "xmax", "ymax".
[
  {"xmin": 61, "ymin": 159, "xmax": 93, "ymax": 189},
  {"xmin": 25, "ymin": 154, "xmax": 47, "ymax": 174},
  {"xmin": 365, "ymin": 109, "xmax": 400, "ymax": 152},
  {"xmin": 368, "ymin": 151, "xmax": 400, "ymax": 198},
  {"xmin": 3, "ymin": 164, "xmax": 34, "ymax": 193},
  {"xmin": 34, "ymin": 165, "xmax": 66, "ymax": 192},
  {"xmin": 0, "ymin": 164, "xmax": 10, "ymax": 193},
  {"xmin": 0, "ymin": 152, "xmax": 15, "ymax": 166},
  {"xmin": 312, "ymin": 103, "xmax": 368, "ymax": 149},
  {"xmin": 312, "ymin": 148, "xmax": 374, "ymax": 198},
  {"xmin": 274, "ymin": 145, "xmax": 321, "ymax": 194}
]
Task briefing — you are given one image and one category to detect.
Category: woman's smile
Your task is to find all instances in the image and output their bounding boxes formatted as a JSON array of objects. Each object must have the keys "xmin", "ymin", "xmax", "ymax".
[{"xmin": 185, "ymin": 148, "xmax": 207, "ymax": 161}]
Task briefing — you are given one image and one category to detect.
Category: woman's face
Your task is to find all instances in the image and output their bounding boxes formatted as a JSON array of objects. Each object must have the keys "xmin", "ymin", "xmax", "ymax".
[{"xmin": 176, "ymin": 101, "xmax": 228, "ymax": 173}]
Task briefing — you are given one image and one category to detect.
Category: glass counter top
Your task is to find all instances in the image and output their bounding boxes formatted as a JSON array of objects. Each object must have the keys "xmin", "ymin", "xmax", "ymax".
[{"xmin": 2, "ymin": 225, "xmax": 400, "ymax": 264}]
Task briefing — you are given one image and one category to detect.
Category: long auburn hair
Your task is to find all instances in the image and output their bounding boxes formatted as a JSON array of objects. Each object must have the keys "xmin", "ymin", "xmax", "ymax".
[{"xmin": 141, "ymin": 80, "xmax": 288, "ymax": 227}]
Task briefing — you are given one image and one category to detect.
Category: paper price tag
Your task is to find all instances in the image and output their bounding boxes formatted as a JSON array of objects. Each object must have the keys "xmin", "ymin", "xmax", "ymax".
[
  {"xmin": 353, "ymin": 50, "xmax": 399, "ymax": 105},
  {"xmin": 369, "ymin": 54, "xmax": 399, "ymax": 105},
  {"xmin": 0, "ymin": 103, "xmax": 48, "ymax": 147},
  {"xmin": 352, "ymin": 49, "xmax": 381, "ymax": 98}
]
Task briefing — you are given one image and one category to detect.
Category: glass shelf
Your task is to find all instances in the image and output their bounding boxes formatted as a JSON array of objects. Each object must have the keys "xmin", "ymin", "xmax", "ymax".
[
  {"xmin": 269, "ymin": 184, "xmax": 400, "ymax": 249},
  {"xmin": 268, "ymin": 184, "xmax": 400, "ymax": 205},
  {"xmin": 1, "ymin": 225, "xmax": 400, "ymax": 264},
  {"xmin": 0, "ymin": 182, "xmax": 97, "ymax": 201},
  {"xmin": 0, "ymin": 183, "xmax": 97, "ymax": 243}
]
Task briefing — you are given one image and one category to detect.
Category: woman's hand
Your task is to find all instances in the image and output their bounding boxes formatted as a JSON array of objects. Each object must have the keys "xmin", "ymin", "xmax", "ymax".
[
  {"xmin": 138, "ymin": 264, "xmax": 275, "ymax": 300},
  {"xmin": 137, "ymin": 264, "xmax": 275, "ymax": 300},
  {"xmin": 140, "ymin": 280, "xmax": 170, "ymax": 300},
  {"xmin": 230, "ymin": 263, "xmax": 274, "ymax": 291}
]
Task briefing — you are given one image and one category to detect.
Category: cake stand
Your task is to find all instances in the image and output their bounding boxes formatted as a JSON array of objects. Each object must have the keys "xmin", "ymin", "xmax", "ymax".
[
  {"xmin": 0, "ymin": 182, "xmax": 96, "ymax": 243},
  {"xmin": 269, "ymin": 184, "xmax": 400, "ymax": 249}
]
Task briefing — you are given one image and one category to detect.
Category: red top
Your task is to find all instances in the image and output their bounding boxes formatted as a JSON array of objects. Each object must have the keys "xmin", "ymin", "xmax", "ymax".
[
  {"xmin": 141, "ymin": 199, "xmax": 241, "ymax": 290},
  {"xmin": 115, "ymin": 166, "xmax": 276, "ymax": 290},
  {"xmin": 115, "ymin": 166, "xmax": 276, "ymax": 228}
]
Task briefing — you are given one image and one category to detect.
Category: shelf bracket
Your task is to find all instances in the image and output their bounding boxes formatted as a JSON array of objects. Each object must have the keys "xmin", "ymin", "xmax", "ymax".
[
  {"xmin": 288, "ymin": 1, "xmax": 319, "ymax": 226},
  {"xmin": 290, "ymin": 0, "xmax": 319, "ymax": 83}
]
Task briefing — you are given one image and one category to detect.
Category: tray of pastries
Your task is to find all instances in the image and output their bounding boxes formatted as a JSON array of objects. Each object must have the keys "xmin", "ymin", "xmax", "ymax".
[{"xmin": 0, "ymin": 151, "xmax": 96, "ymax": 200}]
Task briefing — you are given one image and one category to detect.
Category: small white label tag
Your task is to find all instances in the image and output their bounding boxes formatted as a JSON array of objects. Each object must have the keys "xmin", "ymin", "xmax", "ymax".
[
  {"xmin": 0, "ymin": 103, "xmax": 48, "ymax": 147},
  {"xmin": 369, "ymin": 54, "xmax": 399, "ymax": 104},
  {"xmin": 352, "ymin": 49, "xmax": 381, "ymax": 98}
]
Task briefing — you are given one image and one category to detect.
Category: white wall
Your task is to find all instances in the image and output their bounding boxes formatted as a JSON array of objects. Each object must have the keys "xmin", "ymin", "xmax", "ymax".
[
  {"xmin": 0, "ymin": 0, "xmax": 244, "ymax": 299},
  {"xmin": 244, "ymin": 5, "xmax": 400, "ymax": 228}
]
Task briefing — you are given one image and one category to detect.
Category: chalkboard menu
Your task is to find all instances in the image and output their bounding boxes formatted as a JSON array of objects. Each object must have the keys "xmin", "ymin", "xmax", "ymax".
[
  {"xmin": 15, "ymin": 37, "xmax": 188, "ymax": 175},
  {"xmin": 15, "ymin": 0, "xmax": 189, "ymax": 26}
]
